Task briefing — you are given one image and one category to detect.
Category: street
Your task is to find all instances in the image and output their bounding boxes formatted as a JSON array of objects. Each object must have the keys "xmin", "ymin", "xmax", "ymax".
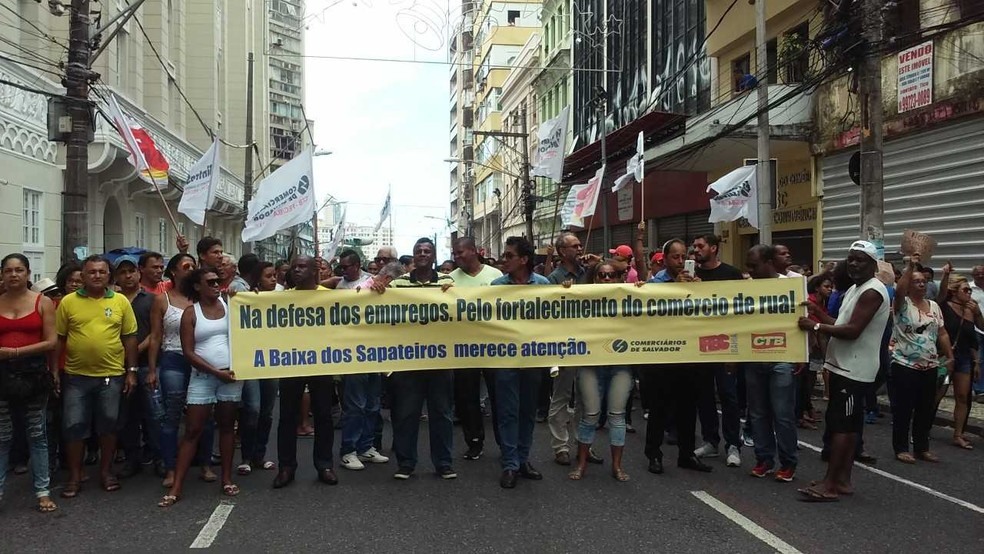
[{"xmin": 1, "ymin": 401, "xmax": 983, "ymax": 553}]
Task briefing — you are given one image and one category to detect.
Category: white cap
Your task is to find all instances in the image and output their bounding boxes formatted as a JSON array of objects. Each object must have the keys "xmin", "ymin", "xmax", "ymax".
[{"xmin": 849, "ymin": 240, "xmax": 878, "ymax": 262}]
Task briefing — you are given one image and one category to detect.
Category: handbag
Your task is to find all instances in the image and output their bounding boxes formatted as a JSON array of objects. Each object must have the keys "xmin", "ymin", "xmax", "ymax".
[{"xmin": 0, "ymin": 355, "xmax": 53, "ymax": 401}]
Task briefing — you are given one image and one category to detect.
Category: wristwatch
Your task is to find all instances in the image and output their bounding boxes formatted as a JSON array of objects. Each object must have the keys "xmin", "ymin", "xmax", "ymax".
[{"xmin": 812, "ymin": 323, "xmax": 822, "ymax": 333}]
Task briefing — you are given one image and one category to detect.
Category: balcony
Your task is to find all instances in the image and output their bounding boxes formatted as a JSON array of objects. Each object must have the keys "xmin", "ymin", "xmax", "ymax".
[{"xmin": 649, "ymin": 84, "xmax": 814, "ymax": 171}]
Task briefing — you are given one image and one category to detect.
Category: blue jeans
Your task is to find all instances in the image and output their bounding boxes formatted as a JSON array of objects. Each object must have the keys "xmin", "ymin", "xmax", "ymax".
[
  {"xmin": 391, "ymin": 370, "xmax": 454, "ymax": 471},
  {"xmin": 158, "ymin": 352, "xmax": 213, "ymax": 470},
  {"xmin": 577, "ymin": 366, "xmax": 632, "ymax": 446},
  {"xmin": 120, "ymin": 366, "xmax": 164, "ymax": 465},
  {"xmin": 745, "ymin": 363, "xmax": 798, "ymax": 468},
  {"xmin": 62, "ymin": 375, "xmax": 124, "ymax": 442},
  {"xmin": 976, "ymin": 336, "xmax": 984, "ymax": 393},
  {"xmin": 240, "ymin": 379, "xmax": 278, "ymax": 463},
  {"xmin": 0, "ymin": 394, "xmax": 50, "ymax": 498},
  {"xmin": 495, "ymin": 368, "xmax": 543, "ymax": 471},
  {"xmin": 340, "ymin": 374, "xmax": 382, "ymax": 456}
]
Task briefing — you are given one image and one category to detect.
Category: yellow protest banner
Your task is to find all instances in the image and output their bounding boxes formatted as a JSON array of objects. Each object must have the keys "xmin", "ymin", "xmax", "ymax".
[{"xmin": 229, "ymin": 278, "xmax": 808, "ymax": 379}]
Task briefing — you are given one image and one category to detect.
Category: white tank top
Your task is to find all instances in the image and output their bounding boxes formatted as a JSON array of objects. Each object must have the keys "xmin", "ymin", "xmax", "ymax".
[
  {"xmin": 162, "ymin": 293, "xmax": 185, "ymax": 352},
  {"xmin": 824, "ymin": 277, "xmax": 890, "ymax": 383},
  {"xmin": 193, "ymin": 299, "xmax": 230, "ymax": 370}
]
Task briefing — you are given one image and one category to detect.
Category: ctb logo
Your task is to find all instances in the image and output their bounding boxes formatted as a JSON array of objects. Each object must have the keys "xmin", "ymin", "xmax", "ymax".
[
  {"xmin": 699, "ymin": 334, "xmax": 731, "ymax": 353},
  {"xmin": 752, "ymin": 333, "xmax": 787, "ymax": 350},
  {"xmin": 611, "ymin": 339, "xmax": 629, "ymax": 353}
]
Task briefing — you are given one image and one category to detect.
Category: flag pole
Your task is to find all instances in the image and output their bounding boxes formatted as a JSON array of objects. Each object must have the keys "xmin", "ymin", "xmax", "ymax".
[
  {"xmin": 151, "ymin": 175, "xmax": 181, "ymax": 235},
  {"xmin": 550, "ymin": 182, "xmax": 562, "ymax": 241}
]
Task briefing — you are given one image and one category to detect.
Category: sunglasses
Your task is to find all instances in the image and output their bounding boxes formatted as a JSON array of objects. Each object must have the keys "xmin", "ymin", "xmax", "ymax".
[
  {"xmin": 375, "ymin": 257, "xmax": 393, "ymax": 263},
  {"xmin": 961, "ymin": 287, "xmax": 972, "ymax": 293},
  {"xmin": 597, "ymin": 271, "xmax": 624, "ymax": 279},
  {"xmin": 180, "ymin": 262, "xmax": 194, "ymax": 271},
  {"xmin": 205, "ymin": 278, "xmax": 221, "ymax": 287}
]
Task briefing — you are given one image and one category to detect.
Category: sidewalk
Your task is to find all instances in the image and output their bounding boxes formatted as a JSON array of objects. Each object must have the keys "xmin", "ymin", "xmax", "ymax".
[{"xmin": 875, "ymin": 392, "xmax": 984, "ymax": 437}]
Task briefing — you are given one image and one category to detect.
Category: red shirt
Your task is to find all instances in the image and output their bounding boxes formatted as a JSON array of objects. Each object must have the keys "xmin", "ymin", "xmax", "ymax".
[
  {"xmin": 141, "ymin": 280, "xmax": 173, "ymax": 295},
  {"xmin": 0, "ymin": 294, "xmax": 43, "ymax": 348}
]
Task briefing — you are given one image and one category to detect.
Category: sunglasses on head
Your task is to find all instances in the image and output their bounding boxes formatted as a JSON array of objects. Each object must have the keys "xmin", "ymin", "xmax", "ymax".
[{"xmin": 597, "ymin": 271, "xmax": 624, "ymax": 279}]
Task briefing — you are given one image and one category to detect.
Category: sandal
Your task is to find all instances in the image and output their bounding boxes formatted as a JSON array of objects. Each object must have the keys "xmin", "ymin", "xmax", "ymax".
[
  {"xmin": 612, "ymin": 468, "xmax": 630, "ymax": 482},
  {"xmin": 567, "ymin": 467, "xmax": 584, "ymax": 481},
  {"xmin": 237, "ymin": 463, "xmax": 252, "ymax": 476},
  {"xmin": 157, "ymin": 494, "xmax": 180, "ymax": 508},
  {"xmin": 200, "ymin": 467, "xmax": 218, "ymax": 483},
  {"xmin": 953, "ymin": 437, "xmax": 974, "ymax": 450},
  {"xmin": 260, "ymin": 460, "xmax": 276, "ymax": 470},
  {"xmin": 895, "ymin": 453, "xmax": 916, "ymax": 464},
  {"xmin": 101, "ymin": 475, "xmax": 122, "ymax": 492},
  {"xmin": 222, "ymin": 483, "xmax": 240, "ymax": 497},
  {"xmin": 797, "ymin": 487, "xmax": 839, "ymax": 503},
  {"xmin": 37, "ymin": 496, "xmax": 58, "ymax": 513},
  {"xmin": 915, "ymin": 451, "xmax": 940, "ymax": 463},
  {"xmin": 60, "ymin": 481, "xmax": 80, "ymax": 499}
]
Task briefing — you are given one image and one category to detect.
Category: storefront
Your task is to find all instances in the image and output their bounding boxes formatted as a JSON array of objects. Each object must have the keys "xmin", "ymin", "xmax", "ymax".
[{"xmin": 820, "ymin": 116, "xmax": 984, "ymax": 271}]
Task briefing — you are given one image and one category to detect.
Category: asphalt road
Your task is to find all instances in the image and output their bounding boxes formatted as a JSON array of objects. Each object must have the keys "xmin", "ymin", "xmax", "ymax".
[{"xmin": 2, "ymin": 401, "xmax": 983, "ymax": 553}]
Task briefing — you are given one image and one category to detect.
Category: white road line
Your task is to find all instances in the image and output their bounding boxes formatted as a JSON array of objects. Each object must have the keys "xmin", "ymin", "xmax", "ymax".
[
  {"xmin": 190, "ymin": 502, "xmax": 235, "ymax": 549},
  {"xmin": 691, "ymin": 490, "xmax": 804, "ymax": 554},
  {"xmin": 797, "ymin": 440, "xmax": 984, "ymax": 515}
]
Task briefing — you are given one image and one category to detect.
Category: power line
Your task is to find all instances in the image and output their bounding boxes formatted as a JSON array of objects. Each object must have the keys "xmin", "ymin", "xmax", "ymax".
[
  {"xmin": 0, "ymin": 5, "xmax": 69, "ymax": 50},
  {"xmin": 266, "ymin": 51, "xmax": 622, "ymax": 73}
]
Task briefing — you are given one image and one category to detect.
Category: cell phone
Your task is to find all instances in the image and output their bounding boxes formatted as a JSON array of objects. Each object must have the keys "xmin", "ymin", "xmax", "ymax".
[{"xmin": 684, "ymin": 259, "xmax": 696, "ymax": 275}]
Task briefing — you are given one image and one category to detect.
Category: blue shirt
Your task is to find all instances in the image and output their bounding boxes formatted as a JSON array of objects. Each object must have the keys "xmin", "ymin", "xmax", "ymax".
[
  {"xmin": 492, "ymin": 272, "xmax": 551, "ymax": 285},
  {"xmin": 648, "ymin": 270, "xmax": 674, "ymax": 283}
]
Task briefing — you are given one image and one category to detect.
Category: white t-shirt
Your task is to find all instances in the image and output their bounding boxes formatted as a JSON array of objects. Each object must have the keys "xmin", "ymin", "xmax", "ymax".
[
  {"xmin": 337, "ymin": 271, "xmax": 374, "ymax": 290},
  {"xmin": 824, "ymin": 277, "xmax": 891, "ymax": 383},
  {"xmin": 449, "ymin": 265, "xmax": 502, "ymax": 287}
]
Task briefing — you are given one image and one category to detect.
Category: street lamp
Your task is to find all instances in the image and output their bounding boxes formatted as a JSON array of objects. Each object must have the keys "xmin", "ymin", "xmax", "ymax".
[{"xmin": 314, "ymin": 149, "xmax": 333, "ymax": 157}]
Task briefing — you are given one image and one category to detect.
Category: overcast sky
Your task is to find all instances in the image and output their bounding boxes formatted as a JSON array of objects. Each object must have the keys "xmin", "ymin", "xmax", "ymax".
[{"xmin": 304, "ymin": 1, "xmax": 456, "ymax": 261}]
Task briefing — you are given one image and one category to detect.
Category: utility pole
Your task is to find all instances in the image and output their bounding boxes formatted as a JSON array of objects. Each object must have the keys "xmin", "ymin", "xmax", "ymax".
[
  {"xmin": 242, "ymin": 52, "xmax": 255, "ymax": 254},
  {"xmin": 597, "ymin": 91, "xmax": 610, "ymax": 249},
  {"xmin": 521, "ymin": 104, "xmax": 534, "ymax": 241},
  {"xmin": 62, "ymin": 0, "xmax": 96, "ymax": 263},
  {"xmin": 859, "ymin": 0, "xmax": 884, "ymax": 255},
  {"xmin": 755, "ymin": 0, "xmax": 772, "ymax": 245}
]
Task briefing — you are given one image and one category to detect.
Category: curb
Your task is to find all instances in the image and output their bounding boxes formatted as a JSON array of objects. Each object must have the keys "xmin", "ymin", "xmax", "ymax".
[{"xmin": 876, "ymin": 399, "xmax": 984, "ymax": 437}]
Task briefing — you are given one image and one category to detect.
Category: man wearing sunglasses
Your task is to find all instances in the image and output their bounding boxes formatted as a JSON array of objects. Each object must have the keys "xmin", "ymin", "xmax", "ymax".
[{"xmin": 491, "ymin": 236, "xmax": 549, "ymax": 489}]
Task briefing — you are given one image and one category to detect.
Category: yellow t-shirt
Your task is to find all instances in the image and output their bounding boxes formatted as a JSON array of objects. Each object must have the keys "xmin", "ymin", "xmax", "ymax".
[{"xmin": 56, "ymin": 289, "xmax": 138, "ymax": 377}]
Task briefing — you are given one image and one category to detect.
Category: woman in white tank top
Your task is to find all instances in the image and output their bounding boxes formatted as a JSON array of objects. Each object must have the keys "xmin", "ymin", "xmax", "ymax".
[
  {"xmin": 147, "ymin": 254, "xmax": 217, "ymax": 489},
  {"xmin": 158, "ymin": 267, "xmax": 242, "ymax": 507}
]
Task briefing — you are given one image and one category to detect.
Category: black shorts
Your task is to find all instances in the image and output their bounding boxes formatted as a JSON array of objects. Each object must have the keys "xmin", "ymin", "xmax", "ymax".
[{"xmin": 825, "ymin": 372, "xmax": 868, "ymax": 434}]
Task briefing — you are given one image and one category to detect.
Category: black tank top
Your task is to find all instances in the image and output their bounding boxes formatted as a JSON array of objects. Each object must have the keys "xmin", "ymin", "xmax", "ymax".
[{"xmin": 942, "ymin": 301, "xmax": 976, "ymax": 359}]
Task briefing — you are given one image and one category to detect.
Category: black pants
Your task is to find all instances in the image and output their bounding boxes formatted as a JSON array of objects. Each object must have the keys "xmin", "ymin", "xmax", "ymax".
[
  {"xmin": 643, "ymin": 364, "xmax": 698, "ymax": 463},
  {"xmin": 696, "ymin": 364, "xmax": 741, "ymax": 449},
  {"xmin": 277, "ymin": 376, "xmax": 335, "ymax": 472},
  {"xmin": 889, "ymin": 364, "xmax": 937, "ymax": 454},
  {"xmin": 453, "ymin": 368, "xmax": 500, "ymax": 449}
]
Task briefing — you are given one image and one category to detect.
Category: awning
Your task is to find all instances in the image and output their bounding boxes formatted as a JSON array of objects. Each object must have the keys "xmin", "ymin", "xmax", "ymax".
[{"xmin": 562, "ymin": 111, "xmax": 685, "ymax": 181}]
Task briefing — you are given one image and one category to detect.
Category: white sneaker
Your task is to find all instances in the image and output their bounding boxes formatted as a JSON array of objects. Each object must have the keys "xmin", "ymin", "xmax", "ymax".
[
  {"xmin": 341, "ymin": 452, "xmax": 366, "ymax": 470},
  {"xmin": 694, "ymin": 442, "xmax": 719, "ymax": 458},
  {"xmin": 358, "ymin": 447, "xmax": 389, "ymax": 464},
  {"xmin": 726, "ymin": 445, "xmax": 741, "ymax": 467}
]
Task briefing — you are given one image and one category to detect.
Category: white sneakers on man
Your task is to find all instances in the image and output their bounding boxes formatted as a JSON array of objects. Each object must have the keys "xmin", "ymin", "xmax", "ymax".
[
  {"xmin": 341, "ymin": 453, "xmax": 366, "ymax": 470},
  {"xmin": 358, "ymin": 447, "xmax": 390, "ymax": 464}
]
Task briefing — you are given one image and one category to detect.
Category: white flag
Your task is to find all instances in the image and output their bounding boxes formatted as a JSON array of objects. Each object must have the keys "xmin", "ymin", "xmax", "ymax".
[
  {"xmin": 372, "ymin": 188, "xmax": 391, "ymax": 234},
  {"xmin": 560, "ymin": 185, "xmax": 585, "ymax": 228},
  {"xmin": 322, "ymin": 208, "xmax": 347, "ymax": 260},
  {"xmin": 242, "ymin": 149, "xmax": 315, "ymax": 242},
  {"xmin": 106, "ymin": 93, "xmax": 170, "ymax": 188},
  {"xmin": 707, "ymin": 165, "xmax": 759, "ymax": 229},
  {"xmin": 178, "ymin": 139, "xmax": 220, "ymax": 225},
  {"xmin": 573, "ymin": 165, "xmax": 605, "ymax": 220},
  {"xmin": 530, "ymin": 106, "xmax": 569, "ymax": 181},
  {"xmin": 612, "ymin": 131, "xmax": 645, "ymax": 193}
]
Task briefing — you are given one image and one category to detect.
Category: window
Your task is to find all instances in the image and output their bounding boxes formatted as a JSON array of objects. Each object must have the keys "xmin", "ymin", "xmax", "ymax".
[
  {"xmin": 782, "ymin": 23, "xmax": 810, "ymax": 84},
  {"xmin": 766, "ymin": 38, "xmax": 778, "ymax": 85},
  {"xmin": 135, "ymin": 214, "xmax": 147, "ymax": 248},
  {"xmin": 22, "ymin": 189, "xmax": 42, "ymax": 246},
  {"xmin": 158, "ymin": 218, "xmax": 169, "ymax": 253},
  {"xmin": 507, "ymin": 10, "xmax": 520, "ymax": 25},
  {"xmin": 733, "ymin": 53, "xmax": 752, "ymax": 94}
]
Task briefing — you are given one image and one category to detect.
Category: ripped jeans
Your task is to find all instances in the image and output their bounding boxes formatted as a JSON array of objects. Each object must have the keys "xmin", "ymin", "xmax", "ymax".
[
  {"xmin": 0, "ymin": 394, "xmax": 50, "ymax": 499},
  {"xmin": 577, "ymin": 366, "xmax": 633, "ymax": 447}
]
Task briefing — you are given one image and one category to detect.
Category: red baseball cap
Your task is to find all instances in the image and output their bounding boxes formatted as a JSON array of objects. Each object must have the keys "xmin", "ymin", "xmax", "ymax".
[
  {"xmin": 608, "ymin": 245, "xmax": 633, "ymax": 258},
  {"xmin": 650, "ymin": 252, "xmax": 664, "ymax": 263}
]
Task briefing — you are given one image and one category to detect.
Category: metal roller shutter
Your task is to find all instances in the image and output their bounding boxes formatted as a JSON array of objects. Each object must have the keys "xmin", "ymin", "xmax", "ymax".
[
  {"xmin": 822, "ymin": 117, "xmax": 984, "ymax": 271},
  {"xmin": 685, "ymin": 210, "xmax": 714, "ymax": 242},
  {"xmin": 657, "ymin": 215, "xmax": 687, "ymax": 246}
]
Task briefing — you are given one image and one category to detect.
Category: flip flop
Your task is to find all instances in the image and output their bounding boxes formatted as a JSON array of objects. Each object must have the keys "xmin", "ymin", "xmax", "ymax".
[
  {"xmin": 260, "ymin": 460, "xmax": 276, "ymax": 470},
  {"xmin": 237, "ymin": 463, "xmax": 252, "ymax": 476},
  {"xmin": 200, "ymin": 468, "xmax": 218, "ymax": 483},
  {"xmin": 895, "ymin": 453, "xmax": 916, "ymax": 464},
  {"xmin": 101, "ymin": 475, "xmax": 122, "ymax": 492},
  {"xmin": 37, "ymin": 497, "xmax": 58, "ymax": 513},
  {"xmin": 952, "ymin": 438, "xmax": 974, "ymax": 450},
  {"xmin": 915, "ymin": 451, "xmax": 940, "ymax": 463},
  {"xmin": 157, "ymin": 494, "xmax": 180, "ymax": 508},
  {"xmin": 222, "ymin": 483, "xmax": 240, "ymax": 497},
  {"xmin": 611, "ymin": 468, "xmax": 630, "ymax": 482},
  {"xmin": 797, "ymin": 487, "xmax": 839, "ymax": 502},
  {"xmin": 60, "ymin": 482, "xmax": 80, "ymax": 499},
  {"xmin": 567, "ymin": 468, "xmax": 584, "ymax": 481},
  {"xmin": 809, "ymin": 480, "xmax": 854, "ymax": 496}
]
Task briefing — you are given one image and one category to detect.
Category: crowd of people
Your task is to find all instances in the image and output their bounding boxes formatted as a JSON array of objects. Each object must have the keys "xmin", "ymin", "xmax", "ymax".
[{"xmin": 1, "ymin": 226, "xmax": 982, "ymax": 511}]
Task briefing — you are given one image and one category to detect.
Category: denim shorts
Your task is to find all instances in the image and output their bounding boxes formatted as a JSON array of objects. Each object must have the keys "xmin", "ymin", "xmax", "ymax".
[
  {"xmin": 953, "ymin": 355, "xmax": 974, "ymax": 375},
  {"xmin": 62, "ymin": 374, "xmax": 124, "ymax": 442},
  {"xmin": 186, "ymin": 369, "xmax": 243, "ymax": 405}
]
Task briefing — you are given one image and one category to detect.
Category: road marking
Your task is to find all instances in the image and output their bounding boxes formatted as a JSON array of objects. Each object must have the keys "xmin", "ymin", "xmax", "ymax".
[
  {"xmin": 797, "ymin": 440, "xmax": 984, "ymax": 515},
  {"xmin": 190, "ymin": 502, "xmax": 235, "ymax": 549},
  {"xmin": 691, "ymin": 490, "xmax": 804, "ymax": 554}
]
